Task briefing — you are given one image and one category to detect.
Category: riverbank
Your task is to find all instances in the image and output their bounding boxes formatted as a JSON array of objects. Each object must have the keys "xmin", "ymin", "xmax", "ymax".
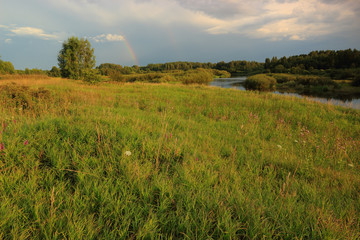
[
  {"xmin": 211, "ymin": 75, "xmax": 360, "ymax": 109},
  {"xmin": 276, "ymin": 79, "xmax": 360, "ymax": 99},
  {"xmin": 1, "ymin": 76, "xmax": 359, "ymax": 239}
]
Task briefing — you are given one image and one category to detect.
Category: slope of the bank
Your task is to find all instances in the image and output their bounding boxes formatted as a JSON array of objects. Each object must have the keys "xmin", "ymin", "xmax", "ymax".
[{"xmin": 0, "ymin": 77, "xmax": 359, "ymax": 239}]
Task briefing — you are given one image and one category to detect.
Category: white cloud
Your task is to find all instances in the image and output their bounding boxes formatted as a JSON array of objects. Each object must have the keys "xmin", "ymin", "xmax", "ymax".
[
  {"xmin": 10, "ymin": 27, "xmax": 59, "ymax": 40},
  {"xmin": 105, "ymin": 34, "xmax": 125, "ymax": 42},
  {"xmin": 20, "ymin": 0, "xmax": 360, "ymax": 42},
  {"xmin": 289, "ymin": 35, "xmax": 305, "ymax": 41},
  {"xmin": 5, "ymin": 39, "xmax": 12, "ymax": 44},
  {"xmin": 92, "ymin": 34, "xmax": 125, "ymax": 42},
  {"xmin": 173, "ymin": 0, "xmax": 360, "ymax": 41}
]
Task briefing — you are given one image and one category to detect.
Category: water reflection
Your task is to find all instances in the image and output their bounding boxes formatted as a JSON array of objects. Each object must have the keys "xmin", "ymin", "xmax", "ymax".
[
  {"xmin": 210, "ymin": 77, "xmax": 360, "ymax": 110},
  {"xmin": 210, "ymin": 77, "xmax": 246, "ymax": 90}
]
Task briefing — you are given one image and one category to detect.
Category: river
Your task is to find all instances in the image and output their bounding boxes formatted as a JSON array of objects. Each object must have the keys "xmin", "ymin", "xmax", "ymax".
[{"xmin": 210, "ymin": 77, "xmax": 360, "ymax": 110}]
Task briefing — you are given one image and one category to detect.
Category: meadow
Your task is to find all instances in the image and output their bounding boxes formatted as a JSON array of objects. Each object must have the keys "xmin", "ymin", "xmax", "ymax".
[{"xmin": 0, "ymin": 75, "xmax": 359, "ymax": 239}]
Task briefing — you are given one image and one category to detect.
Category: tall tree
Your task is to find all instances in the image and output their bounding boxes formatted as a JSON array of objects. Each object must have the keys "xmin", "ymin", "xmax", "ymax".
[
  {"xmin": 0, "ymin": 57, "xmax": 15, "ymax": 74},
  {"xmin": 58, "ymin": 37, "xmax": 95, "ymax": 79}
]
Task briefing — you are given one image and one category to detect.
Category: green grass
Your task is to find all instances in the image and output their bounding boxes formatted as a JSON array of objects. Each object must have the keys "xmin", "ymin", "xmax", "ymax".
[{"xmin": 0, "ymin": 76, "xmax": 360, "ymax": 239}]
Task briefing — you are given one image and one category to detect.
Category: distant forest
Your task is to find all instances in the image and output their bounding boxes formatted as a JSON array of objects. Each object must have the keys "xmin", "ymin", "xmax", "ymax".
[
  {"xmin": 1, "ymin": 49, "xmax": 359, "ymax": 80},
  {"xmin": 97, "ymin": 61, "xmax": 264, "ymax": 76},
  {"xmin": 97, "ymin": 49, "xmax": 360, "ymax": 79},
  {"xmin": 264, "ymin": 49, "xmax": 360, "ymax": 79}
]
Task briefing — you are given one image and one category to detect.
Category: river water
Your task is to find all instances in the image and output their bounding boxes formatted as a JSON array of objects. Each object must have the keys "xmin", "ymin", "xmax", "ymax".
[{"xmin": 210, "ymin": 77, "xmax": 360, "ymax": 110}]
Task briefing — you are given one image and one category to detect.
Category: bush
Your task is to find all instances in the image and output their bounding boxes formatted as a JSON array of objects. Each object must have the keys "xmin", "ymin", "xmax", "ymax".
[
  {"xmin": 352, "ymin": 75, "xmax": 360, "ymax": 86},
  {"xmin": 137, "ymin": 73, "xmax": 163, "ymax": 83},
  {"xmin": 244, "ymin": 74, "xmax": 276, "ymax": 91},
  {"xmin": 124, "ymin": 73, "xmax": 163, "ymax": 83},
  {"xmin": 48, "ymin": 66, "xmax": 61, "ymax": 77},
  {"xmin": 0, "ymin": 84, "xmax": 51, "ymax": 110},
  {"xmin": 0, "ymin": 60, "xmax": 15, "ymax": 74},
  {"xmin": 271, "ymin": 73, "xmax": 334, "ymax": 86},
  {"xmin": 282, "ymin": 81, "xmax": 297, "ymax": 88},
  {"xmin": 109, "ymin": 71, "xmax": 125, "ymax": 82},
  {"xmin": 271, "ymin": 73, "xmax": 296, "ymax": 83},
  {"xmin": 295, "ymin": 75, "xmax": 333, "ymax": 86},
  {"xmin": 158, "ymin": 74, "xmax": 176, "ymax": 83},
  {"xmin": 210, "ymin": 69, "xmax": 231, "ymax": 78},
  {"xmin": 82, "ymin": 69, "xmax": 101, "ymax": 83},
  {"xmin": 181, "ymin": 68, "xmax": 213, "ymax": 85}
]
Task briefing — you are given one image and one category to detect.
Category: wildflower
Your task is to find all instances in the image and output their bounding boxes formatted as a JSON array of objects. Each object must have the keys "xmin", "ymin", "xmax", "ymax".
[
  {"xmin": 294, "ymin": 140, "xmax": 298, "ymax": 143},
  {"xmin": 24, "ymin": 140, "xmax": 29, "ymax": 146},
  {"xmin": 0, "ymin": 143, "xmax": 4, "ymax": 151},
  {"xmin": 348, "ymin": 163, "xmax": 354, "ymax": 168},
  {"xmin": 277, "ymin": 145, "xmax": 282, "ymax": 150},
  {"xmin": 125, "ymin": 151, "xmax": 131, "ymax": 156}
]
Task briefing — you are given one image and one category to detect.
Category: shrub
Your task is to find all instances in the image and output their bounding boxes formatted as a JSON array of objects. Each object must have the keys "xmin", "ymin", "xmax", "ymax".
[
  {"xmin": 295, "ymin": 76, "xmax": 333, "ymax": 86},
  {"xmin": 352, "ymin": 75, "xmax": 360, "ymax": 86},
  {"xmin": 125, "ymin": 73, "xmax": 164, "ymax": 83},
  {"xmin": 48, "ymin": 66, "xmax": 61, "ymax": 77},
  {"xmin": 158, "ymin": 74, "xmax": 176, "ymax": 83},
  {"xmin": 137, "ymin": 73, "xmax": 164, "ymax": 83},
  {"xmin": 244, "ymin": 74, "xmax": 276, "ymax": 91},
  {"xmin": 0, "ymin": 84, "xmax": 51, "ymax": 110},
  {"xmin": 282, "ymin": 80, "xmax": 297, "ymax": 88},
  {"xmin": 272, "ymin": 73, "xmax": 334, "ymax": 86},
  {"xmin": 271, "ymin": 73, "xmax": 296, "ymax": 83},
  {"xmin": 0, "ymin": 60, "xmax": 15, "ymax": 74},
  {"xmin": 109, "ymin": 71, "xmax": 125, "ymax": 82},
  {"xmin": 82, "ymin": 69, "xmax": 101, "ymax": 83},
  {"xmin": 210, "ymin": 69, "xmax": 231, "ymax": 78},
  {"xmin": 181, "ymin": 68, "xmax": 213, "ymax": 85}
]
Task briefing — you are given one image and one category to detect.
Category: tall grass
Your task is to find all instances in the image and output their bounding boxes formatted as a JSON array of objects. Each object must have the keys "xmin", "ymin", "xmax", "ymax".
[{"xmin": 0, "ymin": 75, "xmax": 359, "ymax": 239}]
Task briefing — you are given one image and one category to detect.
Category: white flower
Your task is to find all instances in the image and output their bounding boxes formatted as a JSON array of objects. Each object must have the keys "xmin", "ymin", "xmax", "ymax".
[{"xmin": 125, "ymin": 151, "xmax": 131, "ymax": 156}]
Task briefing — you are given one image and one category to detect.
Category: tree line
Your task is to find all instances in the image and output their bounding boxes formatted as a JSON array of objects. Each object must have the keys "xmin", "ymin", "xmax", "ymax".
[
  {"xmin": 97, "ymin": 60, "xmax": 265, "ymax": 76},
  {"xmin": 1, "ymin": 36, "xmax": 359, "ymax": 83},
  {"xmin": 265, "ymin": 49, "xmax": 360, "ymax": 78}
]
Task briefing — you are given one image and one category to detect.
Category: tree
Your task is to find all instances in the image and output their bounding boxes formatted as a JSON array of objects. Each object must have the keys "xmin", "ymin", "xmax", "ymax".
[
  {"xmin": 48, "ymin": 66, "xmax": 61, "ymax": 77},
  {"xmin": 58, "ymin": 37, "xmax": 95, "ymax": 80},
  {"xmin": 0, "ymin": 58, "xmax": 15, "ymax": 74}
]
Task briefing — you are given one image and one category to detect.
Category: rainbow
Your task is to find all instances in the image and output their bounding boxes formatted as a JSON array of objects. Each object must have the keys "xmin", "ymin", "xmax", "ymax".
[{"xmin": 123, "ymin": 37, "xmax": 139, "ymax": 66}]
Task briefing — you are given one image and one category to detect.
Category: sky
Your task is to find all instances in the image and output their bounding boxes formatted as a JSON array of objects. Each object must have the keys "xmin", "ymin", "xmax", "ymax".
[{"xmin": 0, "ymin": 0, "xmax": 360, "ymax": 70}]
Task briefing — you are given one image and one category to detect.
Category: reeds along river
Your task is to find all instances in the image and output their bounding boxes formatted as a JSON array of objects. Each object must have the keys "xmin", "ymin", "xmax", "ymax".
[{"xmin": 210, "ymin": 77, "xmax": 360, "ymax": 110}]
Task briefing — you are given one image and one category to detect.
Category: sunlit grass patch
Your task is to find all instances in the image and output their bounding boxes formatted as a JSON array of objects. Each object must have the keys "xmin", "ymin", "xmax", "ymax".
[{"xmin": 0, "ymin": 76, "xmax": 359, "ymax": 239}]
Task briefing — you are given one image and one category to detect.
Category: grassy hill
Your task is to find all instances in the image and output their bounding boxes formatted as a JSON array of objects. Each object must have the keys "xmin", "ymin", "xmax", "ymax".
[{"xmin": 0, "ymin": 75, "xmax": 359, "ymax": 239}]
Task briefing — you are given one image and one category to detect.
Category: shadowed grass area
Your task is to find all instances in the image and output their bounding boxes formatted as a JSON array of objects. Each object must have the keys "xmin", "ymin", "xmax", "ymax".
[{"xmin": 0, "ymin": 75, "xmax": 359, "ymax": 239}]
